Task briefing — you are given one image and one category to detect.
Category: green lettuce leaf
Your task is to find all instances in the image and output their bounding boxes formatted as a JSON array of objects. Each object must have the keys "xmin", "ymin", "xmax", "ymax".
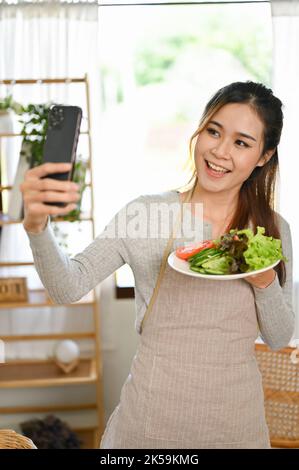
[{"xmin": 240, "ymin": 226, "xmax": 286, "ymax": 271}]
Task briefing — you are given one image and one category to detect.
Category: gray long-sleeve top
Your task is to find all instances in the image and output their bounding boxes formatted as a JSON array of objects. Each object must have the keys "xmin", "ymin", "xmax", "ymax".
[{"xmin": 25, "ymin": 189, "xmax": 295, "ymax": 351}]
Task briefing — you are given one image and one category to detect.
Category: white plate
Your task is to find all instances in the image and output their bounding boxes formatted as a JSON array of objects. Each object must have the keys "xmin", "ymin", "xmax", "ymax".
[{"xmin": 167, "ymin": 251, "xmax": 281, "ymax": 280}]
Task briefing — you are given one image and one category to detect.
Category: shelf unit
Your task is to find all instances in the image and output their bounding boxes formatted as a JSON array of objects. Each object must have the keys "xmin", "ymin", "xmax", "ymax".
[
  {"xmin": 0, "ymin": 75, "xmax": 104, "ymax": 448},
  {"xmin": 0, "ymin": 358, "xmax": 97, "ymax": 389}
]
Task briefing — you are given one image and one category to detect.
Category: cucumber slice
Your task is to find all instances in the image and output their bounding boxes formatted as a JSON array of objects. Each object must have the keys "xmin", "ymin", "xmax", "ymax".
[{"xmin": 191, "ymin": 253, "xmax": 222, "ymax": 267}]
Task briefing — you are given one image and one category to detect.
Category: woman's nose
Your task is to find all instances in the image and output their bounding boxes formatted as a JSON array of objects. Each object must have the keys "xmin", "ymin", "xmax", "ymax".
[{"xmin": 211, "ymin": 141, "xmax": 231, "ymax": 159}]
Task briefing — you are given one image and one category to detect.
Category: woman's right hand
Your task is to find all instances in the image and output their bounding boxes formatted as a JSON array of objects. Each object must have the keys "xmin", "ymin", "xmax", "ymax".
[{"xmin": 20, "ymin": 162, "xmax": 81, "ymax": 233}]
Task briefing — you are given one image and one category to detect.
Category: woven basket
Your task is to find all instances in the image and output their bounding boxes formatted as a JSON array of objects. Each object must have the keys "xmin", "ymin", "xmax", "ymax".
[
  {"xmin": 255, "ymin": 343, "xmax": 299, "ymax": 448},
  {"xmin": 0, "ymin": 429, "xmax": 37, "ymax": 449}
]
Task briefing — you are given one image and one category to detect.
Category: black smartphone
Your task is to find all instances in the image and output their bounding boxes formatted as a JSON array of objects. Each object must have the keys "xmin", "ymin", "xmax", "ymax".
[{"xmin": 42, "ymin": 104, "xmax": 82, "ymax": 206}]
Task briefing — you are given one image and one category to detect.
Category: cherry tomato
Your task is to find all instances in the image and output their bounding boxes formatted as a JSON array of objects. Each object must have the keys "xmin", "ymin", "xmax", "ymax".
[{"xmin": 176, "ymin": 240, "xmax": 215, "ymax": 260}]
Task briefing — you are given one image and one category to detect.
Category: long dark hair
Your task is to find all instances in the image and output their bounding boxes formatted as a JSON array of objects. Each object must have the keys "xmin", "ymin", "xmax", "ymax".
[{"xmin": 183, "ymin": 81, "xmax": 286, "ymax": 286}]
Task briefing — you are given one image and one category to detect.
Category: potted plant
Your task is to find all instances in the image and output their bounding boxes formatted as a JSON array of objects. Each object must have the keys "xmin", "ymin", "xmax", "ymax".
[
  {"xmin": 20, "ymin": 415, "xmax": 82, "ymax": 449},
  {"xmin": 0, "ymin": 94, "xmax": 24, "ymax": 134},
  {"xmin": 0, "ymin": 94, "xmax": 24, "ymax": 115}
]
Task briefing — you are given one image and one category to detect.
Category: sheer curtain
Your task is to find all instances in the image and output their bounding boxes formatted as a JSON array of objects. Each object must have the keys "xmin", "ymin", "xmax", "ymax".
[
  {"xmin": 0, "ymin": 0, "xmax": 100, "ymax": 358},
  {"xmin": 271, "ymin": 0, "xmax": 299, "ymax": 341}
]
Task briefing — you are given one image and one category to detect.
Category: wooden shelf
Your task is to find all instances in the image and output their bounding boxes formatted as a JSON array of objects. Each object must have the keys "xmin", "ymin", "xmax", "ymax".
[
  {"xmin": 0, "ymin": 288, "xmax": 95, "ymax": 309},
  {"xmin": 0, "ymin": 358, "xmax": 97, "ymax": 388},
  {"xmin": 75, "ymin": 427, "xmax": 99, "ymax": 449},
  {"xmin": 0, "ymin": 212, "xmax": 93, "ymax": 226},
  {"xmin": 0, "ymin": 406, "xmax": 100, "ymax": 448},
  {"xmin": 0, "ymin": 77, "xmax": 87, "ymax": 85},
  {"xmin": 0, "ymin": 130, "xmax": 90, "ymax": 138},
  {"xmin": 0, "ymin": 74, "xmax": 104, "ymax": 442},
  {"xmin": 0, "ymin": 403, "xmax": 97, "ymax": 414},
  {"xmin": 0, "ymin": 261, "xmax": 34, "ymax": 267},
  {"xmin": 1, "ymin": 332, "xmax": 96, "ymax": 342}
]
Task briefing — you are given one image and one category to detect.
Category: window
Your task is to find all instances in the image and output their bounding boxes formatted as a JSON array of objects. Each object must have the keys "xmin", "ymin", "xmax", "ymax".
[{"xmin": 96, "ymin": 0, "xmax": 272, "ymax": 294}]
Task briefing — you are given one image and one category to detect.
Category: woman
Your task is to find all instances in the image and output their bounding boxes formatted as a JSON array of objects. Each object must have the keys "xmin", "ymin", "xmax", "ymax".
[{"xmin": 21, "ymin": 81, "xmax": 295, "ymax": 449}]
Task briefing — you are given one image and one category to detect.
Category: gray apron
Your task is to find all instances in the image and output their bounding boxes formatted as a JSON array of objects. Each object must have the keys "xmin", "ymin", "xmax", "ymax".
[{"xmin": 100, "ymin": 185, "xmax": 270, "ymax": 449}]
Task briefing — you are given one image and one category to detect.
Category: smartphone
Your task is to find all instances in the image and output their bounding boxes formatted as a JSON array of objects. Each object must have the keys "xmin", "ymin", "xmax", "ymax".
[{"xmin": 42, "ymin": 104, "xmax": 82, "ymax": 206}]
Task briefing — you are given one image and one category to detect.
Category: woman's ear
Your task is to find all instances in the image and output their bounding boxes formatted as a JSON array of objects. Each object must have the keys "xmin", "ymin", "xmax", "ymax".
[{"xmin": 256, "ymin": 148, "xmax": 276, "ymax": 167}]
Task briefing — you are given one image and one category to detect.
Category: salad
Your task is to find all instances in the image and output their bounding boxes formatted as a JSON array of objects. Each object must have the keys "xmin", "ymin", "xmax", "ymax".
[{"xmin": 175, "ymin": 226, "xmax": 286, "ymax": 275}]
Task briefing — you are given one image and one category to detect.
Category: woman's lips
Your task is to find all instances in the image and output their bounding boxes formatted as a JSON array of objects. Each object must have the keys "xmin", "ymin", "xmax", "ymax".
[{"xmin": 204, "ymin": 159, "xmax": 231, "ymax": 179}]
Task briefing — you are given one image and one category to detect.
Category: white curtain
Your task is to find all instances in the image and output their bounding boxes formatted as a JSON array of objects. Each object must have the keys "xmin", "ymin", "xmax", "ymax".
[
  {"xmin": 271, "ymin": 0, "xmax": 299, "ymax": 340},
  {"xmin": 0, "ymin": 0, "xmax": 100, "ymax": 358}
]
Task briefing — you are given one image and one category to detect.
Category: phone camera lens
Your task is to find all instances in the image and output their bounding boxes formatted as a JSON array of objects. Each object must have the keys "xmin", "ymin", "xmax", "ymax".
[{"xmin": 49, "ymin": 106, "xmax": 64, "ymax": 129}]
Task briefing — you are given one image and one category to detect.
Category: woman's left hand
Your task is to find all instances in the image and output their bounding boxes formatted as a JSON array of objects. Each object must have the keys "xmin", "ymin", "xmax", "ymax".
[{"xmin": 244, "ymin": 268, "xmax": 276, "ymax": 289}]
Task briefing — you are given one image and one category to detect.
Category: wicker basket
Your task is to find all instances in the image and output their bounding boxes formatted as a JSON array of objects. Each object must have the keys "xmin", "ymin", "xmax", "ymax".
[
  {"xmin": 0, "ymin": 429, "xmax": 37, "ymax": 449},
  {"xmin": 255, "ymin": 343, "xmax": 299, "ymax": 448}
]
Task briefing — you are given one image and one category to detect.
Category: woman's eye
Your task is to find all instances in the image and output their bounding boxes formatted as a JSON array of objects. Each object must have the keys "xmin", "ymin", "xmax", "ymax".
[
  {"xmin": 207, "ymin": 128, "xmax": 219, "ymax": 137},
  {"xmin": 206, "ymin": 128, "xmax": 250, "ymax": 148},
  {"xmin": 236, "ymin": 140, "xmax": 249, "ymax": 148}
]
